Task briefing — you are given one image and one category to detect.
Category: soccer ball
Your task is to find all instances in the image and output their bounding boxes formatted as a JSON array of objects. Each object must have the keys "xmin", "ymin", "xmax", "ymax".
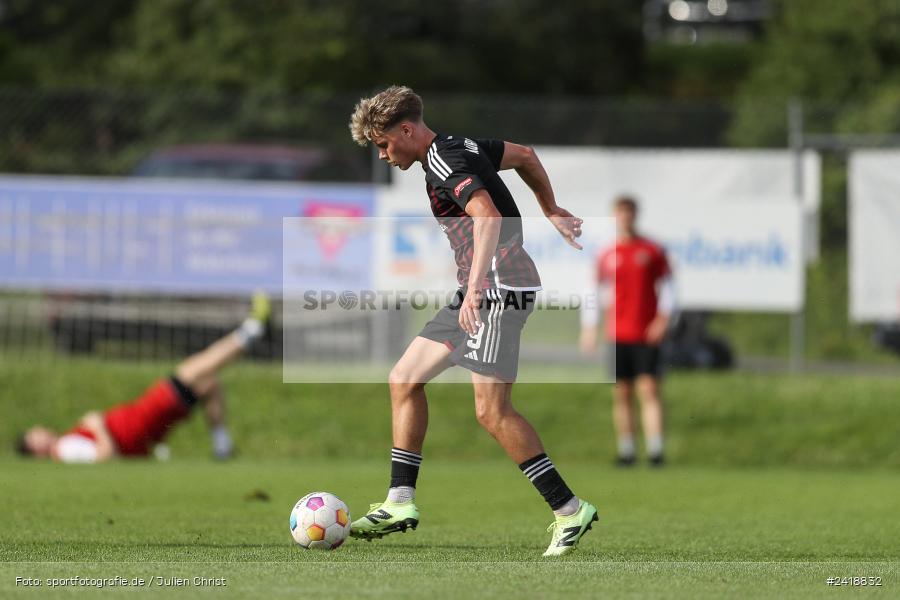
[{"xmin": 289, "ymin": 492, "xmax": 351, "ymax": 550}]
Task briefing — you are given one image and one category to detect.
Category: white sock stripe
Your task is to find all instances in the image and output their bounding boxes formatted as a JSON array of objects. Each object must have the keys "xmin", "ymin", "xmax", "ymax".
[
  {"xmin": 522, "ymin": 456, "xmax": 551, "ymax": 473},
  {"xmin": 391, "ymin": 453, "xmax": 422, "ymax": 464},
  {"xmin": 522, "ymin": 457, "xmax": 552, "ymax": 477},
  {"xmin": 391, "ymin": 448, "xmax": 423, "ymax": 460},
  {"xmin": 391, "ymin": 457, "xmax": 422, "ymax": 467},
  {"xmin": 527, "ymin": 463, "xmax": 557, "ymax": 481}
]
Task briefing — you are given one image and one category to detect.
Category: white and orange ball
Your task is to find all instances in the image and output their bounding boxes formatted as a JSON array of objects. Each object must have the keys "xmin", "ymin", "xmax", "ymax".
[{"xmin": 289, "ymin": 492, "xmax": 351, "ymax": 550}]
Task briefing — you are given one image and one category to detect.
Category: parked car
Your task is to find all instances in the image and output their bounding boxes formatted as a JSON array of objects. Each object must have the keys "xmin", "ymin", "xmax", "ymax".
[
  {"xmin": 873, "ymin": 322, "xmax": 900, "ymax": 356},
  {"xmin": 131, "ymin": 143, "xmax": 369, "ymax": 182},
  {"xmin": 661, "ymin": 311, "xmax": 734, "ymax": 370},
  {"xmin": 49, "ymin": 142, "xmax": 369, "ymax": 358}
]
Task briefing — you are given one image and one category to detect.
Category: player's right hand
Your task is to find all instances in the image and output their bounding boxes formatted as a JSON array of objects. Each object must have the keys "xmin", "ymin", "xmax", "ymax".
[{"xmin": 459, "ymin": 287, "xmax": 484, "ymax": 336}]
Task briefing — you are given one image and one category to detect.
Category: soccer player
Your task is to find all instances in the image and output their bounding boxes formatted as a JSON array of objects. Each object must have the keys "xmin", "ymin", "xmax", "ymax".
[
  {"xmin": 15, "ymin": 294, "xmax": 271, "ymax": 464},
  {"xmin": 347, "ymin": 86, "xmax": 597, "ymax": 556},
  {"xmin": 580, "ymin": 196, "xmax": 675, "ymax": 466}
]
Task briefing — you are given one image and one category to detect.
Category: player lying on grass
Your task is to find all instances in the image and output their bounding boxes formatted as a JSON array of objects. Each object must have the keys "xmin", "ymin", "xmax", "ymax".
[
  {"xmin": 349, "ymin": 86, "xmax": 597, "ymax": 556},
  {"xmin": 15, "ymin": 294, "xmax": 270, "ymax": 464}
]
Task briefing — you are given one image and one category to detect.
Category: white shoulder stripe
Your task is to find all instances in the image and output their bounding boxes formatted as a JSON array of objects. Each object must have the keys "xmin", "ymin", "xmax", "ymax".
[
  {"xmin": 428, "ymin": 146, "xmax": 451, "ymax": 179},
  {"xmin": 427, "ymin": 153, "xmax": 448, "ymax": 180},
  {"xmin": 430, "ymin": 144, "xmax": 453, "ymax": 177}
]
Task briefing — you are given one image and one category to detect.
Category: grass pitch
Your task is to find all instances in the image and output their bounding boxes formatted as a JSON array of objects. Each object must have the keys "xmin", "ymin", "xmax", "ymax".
[
  {"xmin": 2, "ymin": 355, "xmax": 899, "ymax": 597},
  {"xmin": 2, "ymin": 459, "xmax": 898, "ymax": 599}
]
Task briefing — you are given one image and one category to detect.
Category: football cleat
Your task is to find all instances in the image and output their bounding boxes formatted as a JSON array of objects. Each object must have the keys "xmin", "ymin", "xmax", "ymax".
[
  {"xmin": 250, "ymin": 291, "xmax": 272, "ymax": 324},
  {"xmin": 543, "ymin": 500, "xmax": 599, "ymax": 557},
  {"xmin": 349, "ymin": 500, "xmax": 419, "ymax": 540},
  {"xmin": 615, "ymin": 455, "xmax": 636, "ymax": 468}
]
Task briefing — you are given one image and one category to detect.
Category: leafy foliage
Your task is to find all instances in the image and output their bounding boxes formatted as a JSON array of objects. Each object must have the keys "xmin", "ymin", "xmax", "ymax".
[{"xmin": 0, "ymin": 0, "xmax": 645, "ymax": 95}]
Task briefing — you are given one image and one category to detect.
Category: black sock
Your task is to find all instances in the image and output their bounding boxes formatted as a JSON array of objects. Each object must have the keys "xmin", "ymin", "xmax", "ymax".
[
  {"xmin": 390, "ymin": 447, "xmax": 422, "ymax": 488},
  {"xmin": 519, "ymin": 453, "xmax": 575, "ymax": 511}
]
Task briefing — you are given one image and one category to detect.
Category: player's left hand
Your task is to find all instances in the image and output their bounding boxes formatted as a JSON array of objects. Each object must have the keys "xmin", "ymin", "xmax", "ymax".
[
  {"xmin": 547, "ymin": 207, "xmax": 583, "ymax": 250},
  {"xmin": 459, "ymin": 287, "xmax": 484, "ymax": 336}
]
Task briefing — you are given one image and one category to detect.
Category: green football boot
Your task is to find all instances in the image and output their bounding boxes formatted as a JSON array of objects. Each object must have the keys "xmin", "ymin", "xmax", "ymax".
[
  {"xmin": 250, "ymin": 290, "xmax": 272, "ymax": 324},
  {"xmin": 543, "ymin": 500, "xmax": 599, "ymax": 557},
  {"xmin": 350, "ymin": 500, "xmax": 420, "ymax": 540}
]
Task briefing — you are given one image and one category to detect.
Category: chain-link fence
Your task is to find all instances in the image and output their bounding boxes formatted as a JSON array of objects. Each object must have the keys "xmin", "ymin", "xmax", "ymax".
[
  {"xmin": 0, "ymin": 86, "xmax": 776, "ymax": 178},
  {"xmin": 1, "ymin": 87, "xmax": 796, "ymax": 365}
]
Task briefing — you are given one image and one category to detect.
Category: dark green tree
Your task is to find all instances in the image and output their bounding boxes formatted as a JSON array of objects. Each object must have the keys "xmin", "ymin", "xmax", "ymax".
[{"xmin": 730, "ymin": 0, "xmax": 900, "ymax": 146}]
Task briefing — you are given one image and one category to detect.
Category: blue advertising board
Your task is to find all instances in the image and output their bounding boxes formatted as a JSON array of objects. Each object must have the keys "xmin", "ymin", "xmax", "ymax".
[{"xmin": 0, "ymin": 176, "xmax": 375, "ymax": 295}]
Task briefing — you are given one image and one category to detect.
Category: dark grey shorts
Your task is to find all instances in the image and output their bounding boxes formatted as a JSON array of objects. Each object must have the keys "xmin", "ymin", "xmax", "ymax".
[{"xmin": 419, "ymin": 288, "xmax": 536, "ymax": 382}]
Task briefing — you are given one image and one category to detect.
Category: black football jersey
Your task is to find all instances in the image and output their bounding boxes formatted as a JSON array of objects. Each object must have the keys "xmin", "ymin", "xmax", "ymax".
[{"xmin": 422, "ymin": 134, "xmax": 541, "ymax": 291}]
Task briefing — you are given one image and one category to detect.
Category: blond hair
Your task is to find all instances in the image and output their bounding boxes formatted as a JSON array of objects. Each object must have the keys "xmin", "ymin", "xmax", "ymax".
[{"xmin": 349, "ymin": 86, "xmax": 423, "ymax": 146}]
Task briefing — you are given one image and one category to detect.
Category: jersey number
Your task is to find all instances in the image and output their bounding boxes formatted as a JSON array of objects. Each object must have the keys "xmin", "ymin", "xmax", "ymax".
[{"xmin": 466, "ymin": 322, "xmax": 486, "ymax": 349}]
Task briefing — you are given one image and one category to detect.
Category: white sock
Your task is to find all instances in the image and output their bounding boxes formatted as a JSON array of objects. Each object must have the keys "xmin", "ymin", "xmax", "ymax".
[
  {"xmin": 647, "ymin": 434, "xmax": 664, "ymax": 458},
  {"xmin": 553, "ymin": 495, "xmax": 580, "ymax": 517},
  {"xmin": 234, "ymin": 318, "xmax": 263, "ymax": 348},
  {"xmin": 617, "ymin": 435, "xmax": 636, "ymax": 459},
  {"xmin": 211, "ymin": 425, "xmax": 233, "ymax": 457},
  {"xmin": 386, "ymin": 486, "xmax": 415, "ymax": 504}
]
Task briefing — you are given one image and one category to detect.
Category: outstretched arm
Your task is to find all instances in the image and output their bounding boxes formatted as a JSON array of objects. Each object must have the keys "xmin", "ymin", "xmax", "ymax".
[{"xmin": 500, "ymin": 142, "xmax": 583, "ymax": 249}]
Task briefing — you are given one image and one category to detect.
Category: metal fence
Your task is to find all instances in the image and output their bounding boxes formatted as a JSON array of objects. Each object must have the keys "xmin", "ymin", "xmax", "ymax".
[
  {"xmin": 0, "ymin": 86, "xmax": 782, "ymax": 178},
  {"xmin": 0, "ymin": 86, "xmax": 796, "ymax": 364}
]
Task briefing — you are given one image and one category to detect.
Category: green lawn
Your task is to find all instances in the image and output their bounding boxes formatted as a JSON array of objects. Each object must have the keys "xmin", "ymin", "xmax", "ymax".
[
  {"xmin": 1, "ymin": 460, "xmax": 898, "ymax": 598},
  {"xmin": 4, "ymin": 355, "xmax": 900, "ymax": 468},
  {"xmin": 3, "ymin": 356, "xmax": 900, "ymax": 597}
]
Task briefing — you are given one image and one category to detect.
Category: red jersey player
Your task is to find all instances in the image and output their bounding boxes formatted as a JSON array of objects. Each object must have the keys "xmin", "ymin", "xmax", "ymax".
[
  {"xmin": 16, "ymin": 294, "xmax": 270, "ymax": 463},
  {"xmin": 580, "ymin": 196, "xmax": 675, "ymax": 466}
]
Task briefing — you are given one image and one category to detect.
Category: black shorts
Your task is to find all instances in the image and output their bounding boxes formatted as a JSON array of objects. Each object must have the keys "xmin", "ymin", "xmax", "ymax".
[
  {"xmin": 419, "ymin": 288, "xmax": 536, "ymax": 382},
  {"xmin": 168, "ymin": 375, "xmax": 199, "ymax": 408},
  {"xmin": 613, "ymin": 343, "xmax": 662, "ymax": 381}
]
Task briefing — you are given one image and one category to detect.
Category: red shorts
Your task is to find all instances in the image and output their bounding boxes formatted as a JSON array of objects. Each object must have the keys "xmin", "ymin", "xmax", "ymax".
[{"xmin": 104, "ymin": 379, "xmax": 191, "ymax": 456}]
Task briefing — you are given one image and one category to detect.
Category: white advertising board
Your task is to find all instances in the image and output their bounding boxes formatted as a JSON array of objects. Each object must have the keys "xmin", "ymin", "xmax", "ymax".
[
  {"xmin": 848, "ymin": 151, "xmax": 900, "ymax": 322},
  {"xmin": 378, "ymin": 148, "xmax": 806, "ymax": 312}
]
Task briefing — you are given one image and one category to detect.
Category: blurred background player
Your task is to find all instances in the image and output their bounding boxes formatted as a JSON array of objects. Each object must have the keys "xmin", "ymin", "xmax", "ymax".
[
  {"xmin": 580, "ymin": 196, "xmax": 676, "ymax": 467},
  {"xmin": 15, "ymin": 294, "xmax": 271, "ymax": 463}
]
